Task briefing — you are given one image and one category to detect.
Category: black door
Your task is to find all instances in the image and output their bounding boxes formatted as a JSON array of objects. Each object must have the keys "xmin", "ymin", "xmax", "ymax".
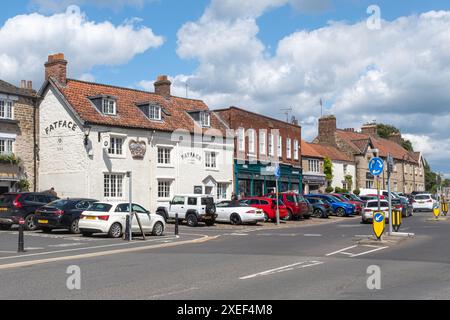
[{"xmin": 0, "ymin": 187, "xmax": 9, "ymax": 195}]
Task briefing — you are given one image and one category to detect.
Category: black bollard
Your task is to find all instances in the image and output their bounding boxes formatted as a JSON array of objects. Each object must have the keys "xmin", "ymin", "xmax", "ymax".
[
  {"xmin": 175, "ymin": 213, "xmax": 179, "ymax": 236},
  {"xmin": 124, "ymin": 215, "xmax": 131, "ymax": 241},
  {"xmin": 18, "ymin": 219, "xmax": 25, "ymax": 253}
]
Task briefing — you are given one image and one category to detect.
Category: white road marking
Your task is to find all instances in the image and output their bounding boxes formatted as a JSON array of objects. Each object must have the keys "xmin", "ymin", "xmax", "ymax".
[
  {"xmin": 304, "ymin": 234, "xmax": 322, "ymax": 237},
  {"xmin": 326, "ymin": 245, "xmax": 358, "ymax": 256},
  {"xmin": 147, "ymin": 287, "xmax": 200, "ymax": 299},
  {"xmin": 48, "ymin": 243, "xmax": 83, "ymax": 248},
  {"xmin": 349, "ymin": 246, "xmax": 388, "ymax": 257},
  {"xmin": 239, "ymin": 261, "xmax": 324, "ymax": 280}
]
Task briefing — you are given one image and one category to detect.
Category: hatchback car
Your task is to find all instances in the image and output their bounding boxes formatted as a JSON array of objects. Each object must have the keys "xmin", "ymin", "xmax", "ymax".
[
  {"xmin": 216, "ymin": 201, "xmax": 265, "ymax": 225},
  {"xmin": 265, "ymin": 192, "xmax": 311, "ymax": 220},
  {"xmin": 305, "ymin": 197, "xmax": 332, "ymax": 218},
  {"xmin": 412, "ymin": 194, "xmax": 437, "ymax": 212},
  {"xmin": 79, "ymin": 202, "xmax": 165, "ymax": 238},
  {"xmin": 35, "ymin": 198, "xmax": 98, "ymax": 234},
  {"xmin": 305, "ymin": 194, "xmax": 355, "ymax": 217},
  {"xmin": 240, "ymin": 197, "xmax": 288, "ymax": 222},
  {"xmin": 0, "ymin": 192, "xmax": 59, "ymax": 231},
  {"xmin": 362, "ymin": 200, "xmax": 390, "ymax": 224},
  {"xmin": 332, "ymin": 193, "xmax": 363, "ymax": 215}
]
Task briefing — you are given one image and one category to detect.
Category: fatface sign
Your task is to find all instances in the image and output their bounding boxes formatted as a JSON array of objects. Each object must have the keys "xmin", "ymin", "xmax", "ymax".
[
  {"xmin": 181, "ymin": 152, "xmax": 202, "ymax": 164},
  {"xmin": 45, "ymin": 120, "xmax": 78, "ymax": 135}
]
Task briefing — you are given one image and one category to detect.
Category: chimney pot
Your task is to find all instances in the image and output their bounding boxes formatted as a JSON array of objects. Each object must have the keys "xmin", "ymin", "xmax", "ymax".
[{"xmin": 154, "ymin": 75, "xmax": 171, "ymax": 97}]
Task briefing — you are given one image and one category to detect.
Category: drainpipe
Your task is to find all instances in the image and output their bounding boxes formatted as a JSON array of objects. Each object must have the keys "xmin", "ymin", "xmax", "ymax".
[{"xmin": 33, "ymin": 96, "xmax": 39, "ymax": 192}]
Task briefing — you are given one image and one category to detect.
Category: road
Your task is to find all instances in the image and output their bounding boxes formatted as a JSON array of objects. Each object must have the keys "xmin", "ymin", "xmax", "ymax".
[{"xmin": 0, "ymin": 211, "xmax": 449, "ymax": 300}]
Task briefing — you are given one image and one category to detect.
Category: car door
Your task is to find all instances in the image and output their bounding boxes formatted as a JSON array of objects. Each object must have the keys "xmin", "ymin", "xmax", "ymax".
[
  {"xmin": 170, "ymin": 196, "xmax": 187, "ymax": 219},
  {"xmin": 215, "ymin": 201, "xmax": 230, "ymax": 222},
  {"xmin": 114, "ymin": 203, "xmax": 130, "ymax": 227},
  {"xmin": 131, "ymin": 204, "xmax": 152, "ymax": 232}
]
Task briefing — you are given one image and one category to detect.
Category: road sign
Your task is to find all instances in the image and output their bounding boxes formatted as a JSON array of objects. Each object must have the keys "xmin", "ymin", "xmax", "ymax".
[
  {"xmin": 392, "ymin": 209, "xmax": 402, "ymax": 232},
  {"xmin": 373, "ymin": 212, "xmax": 385, "ymax": 240},
  {"xmin": 369, "ymin": 157, "xmax": 384, "ymax": 176},
  {"xmin": 433, "ymin": 206, "xmax": 441, "ymax": 219},
  {"xmin": 274, "ymin": 166, "xmax": 281, "ymax": 179}
]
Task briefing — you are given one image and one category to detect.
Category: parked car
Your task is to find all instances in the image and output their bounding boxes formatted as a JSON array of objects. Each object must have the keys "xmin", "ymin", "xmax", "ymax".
[
  {"xmin": 215, "ymin": 201, "xmax": 265, "ymax": 225},
  {"xmin": 305, "ymin": 194, "xmax": 355, "ymax": 217},
  {"xmin": 392, "ymin": 198, "xmax": 413, "ymax": 218},
  {"xmin": 412, "ymin": 194, "xmax": 438, "ymax": 212},
  {"xmin": 341, "ymin": 193, "xmax": 365, "ymax": 203},
  {"xmin": 265, "ymin": 192, "xmax": 311, "ymax": 220},
  {"xmin": 359, "ymin": 188, "xmax": 398, "ymax": 199},
  {"xmin": 157, "ymin": 195, "xmax": 217, "ymax": 227},
  {"xmin": 305, "ymin": 197, "xmax": 332, "ymax": 218},
  {"xmin": 362, "ymin": 200, "xmax": 390, "ymax": 224},
  {"xmin": 331, "ymin": 193, "xmax": 363, "ymax": 215},
  {"xmin": 0, "ymin": 192, "xmax": 59, "ymax": 231},
  {"xmin": 359, "ymin": 194, "xmax": 386, "ymax": 202},
  {"xmin": 79, "ymin": 202, "xmax": 165, "ymax": 238},
  {"xmin": 240, "ymin": 197, "xmax": 288, "ymax": 222},
  {"xmin": 35, "ymin": 198, "xmax": 98, "ymax": 234}
]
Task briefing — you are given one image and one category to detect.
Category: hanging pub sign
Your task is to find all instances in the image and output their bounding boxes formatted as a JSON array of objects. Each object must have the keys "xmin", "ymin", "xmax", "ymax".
[{"xmin": 129, "ymin": 140, "xmax": 147, "ymax": 159}]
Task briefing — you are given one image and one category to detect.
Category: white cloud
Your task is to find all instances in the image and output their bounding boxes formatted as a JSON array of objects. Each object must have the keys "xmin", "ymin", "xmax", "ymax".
[
  {"xmin": 149, "ymin": 3, "xmax": 450, "ymax": 174},
  {"xmin": 0, "ymin": 7, "xmax": 164, "ymax": 86}
]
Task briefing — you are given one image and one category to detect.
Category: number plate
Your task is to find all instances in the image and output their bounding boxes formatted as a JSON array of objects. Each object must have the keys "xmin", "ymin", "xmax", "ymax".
[
  {"xmin": 0, "ymin": 208, "xmax": 7, "ymax": 212},
  {"xmin": 86, "ymin": 216, "xmax": 96, "ymax": 220},
  {"xmin": 38, "ymin": 220, "xmax": 49, "ymax": 224}
]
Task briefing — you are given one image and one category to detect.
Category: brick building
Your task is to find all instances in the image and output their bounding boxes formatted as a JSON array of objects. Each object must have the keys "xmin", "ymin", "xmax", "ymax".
[
  {"xmin": 301, "ymin": 140, "xmax": 325, "ymax": 193},
  {"xmin": 0, "ymin": 80, "xmax": 38, "ymax": 194},
  {"xmin": 314, "ymin": 115, "xmax": 426, "ymax": 193},
  {"xmin": 215, "ymin": 107, "xmax": 302, "ymax": 196}
]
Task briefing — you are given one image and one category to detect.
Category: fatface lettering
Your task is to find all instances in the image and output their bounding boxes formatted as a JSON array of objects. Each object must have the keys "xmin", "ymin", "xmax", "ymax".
[
  {"xmin": 178, "ymin": 305, "xmax": 211, "ymax": 318},
  {"xmin": 45, "ymin": 120, "xmax": 78, "ymax": 135}
]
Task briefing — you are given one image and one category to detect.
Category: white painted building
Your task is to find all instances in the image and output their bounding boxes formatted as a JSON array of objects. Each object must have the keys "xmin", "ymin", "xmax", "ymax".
[
  {"xmin": 330, "ymin": 161, "xmax": 356, "ymax": 191},
  {"xmin": 38, "ymin": 54, "xmax": 234, "ymax": 212}
]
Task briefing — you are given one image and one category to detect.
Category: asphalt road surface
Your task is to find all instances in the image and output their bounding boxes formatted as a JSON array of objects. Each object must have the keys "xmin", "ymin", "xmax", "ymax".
[{"xmin": 0, "ymin": 211, "xmax": 449, "ymax": 300}]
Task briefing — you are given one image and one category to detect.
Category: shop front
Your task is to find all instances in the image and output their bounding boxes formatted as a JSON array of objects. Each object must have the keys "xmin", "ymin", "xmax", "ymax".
[
  {"xmin": 235, "ymin": 161, "xmax": 302, "ymax": 197},
  {"xmin": 0, "ymin": 163, "xmax": 20, "ymax": 194},
  {"xmin": 302, "ymin": 174, "xmax": 326, "ymax": 194}
]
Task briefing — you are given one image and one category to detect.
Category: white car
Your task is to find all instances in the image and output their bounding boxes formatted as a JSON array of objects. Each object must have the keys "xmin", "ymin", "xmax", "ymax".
[
  {"xmin": 412, "ymin": 194, "xmax": 438, "ymax": 212},
  {"xmin": 362, "ymin": 200, "xmax": 390, "ymax": 224},
  {"xmin": 215, "ymin": 201, "xmax": 265, "ymax": 225},
  {"xmin": 79, "ymin": 202, "xmax": 165, "ymax": 238}
]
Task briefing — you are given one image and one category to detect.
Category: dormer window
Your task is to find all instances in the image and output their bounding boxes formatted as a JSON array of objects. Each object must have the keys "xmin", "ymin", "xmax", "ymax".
[
  {"xmin": 139, "ymin": 104, "xmax": 162, "ymax": 121},
  {"xmin": 200, "ymin": 112, "xmax": 211, "ymax": 128},
  {"xmin": 0, "ymin": 99, "xmax": 13, "ymax": 120},
  {"xmin": 102, "ymin": 98, "xmax": 116, "ymax": 116}
]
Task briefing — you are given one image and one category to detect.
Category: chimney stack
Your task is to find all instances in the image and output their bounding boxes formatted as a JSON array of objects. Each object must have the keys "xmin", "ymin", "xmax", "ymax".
[
  {"xmin": 361, "ymin": 123, "xmax": 378, "ymax": 137},
  {"xmin": 27, "ymin": 81, "xmax": 33, "ymax": 90},
  {"xmin": 20, "ymin": 80, "xmax": 26, "ymax": 89},
  {"xmin": 388, "ymin": 132, "xmax": 402, "ymax": 145},
  {"xmin": 318, "ymin": 115, "xmax": 337, "ymax": 146},
  {"xmin": 154, "ymin": 75, "xmax": 171, "ymax": 97},
  {"xmin": 45, "ymin": 53, "xmax": 68, "ymax": 85}
]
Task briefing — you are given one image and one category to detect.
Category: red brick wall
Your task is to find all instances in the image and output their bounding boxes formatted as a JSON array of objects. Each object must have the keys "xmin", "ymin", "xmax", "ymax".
[{"xmin": 215, "ymin": 107, "xmax": 302, "ymax": 167}]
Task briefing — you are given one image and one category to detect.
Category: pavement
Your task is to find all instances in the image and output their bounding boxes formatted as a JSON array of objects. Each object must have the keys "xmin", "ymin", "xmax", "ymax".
[{"xmin": 0, "ymin": 211, "xmax": 449, "ymax": 300}]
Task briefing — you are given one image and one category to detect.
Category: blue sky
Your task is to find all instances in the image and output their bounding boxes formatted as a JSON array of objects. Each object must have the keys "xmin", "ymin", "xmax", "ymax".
[{"xmin": 1, "ymin": 0, "xmax": 450, "ymax": 177}]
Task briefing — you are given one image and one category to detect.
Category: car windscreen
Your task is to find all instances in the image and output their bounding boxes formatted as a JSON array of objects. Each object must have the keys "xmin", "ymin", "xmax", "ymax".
[
  {"xmin": 367, "ymin": 201, "xmax": 389, "ymax": 208},
  {"xmin": 415, "ymin": 195, "xmax": 430, "ymax": 200},
  {"xmin": 327, "ymin": 196, "xmax": 342, "ymax": 203},
  {"xmin": 88, "ymin": 203, "xmax": 112, "ymax": 212},
  {"xmin": 45, "ymin": 199, "xmax": 70, "ymax": 209}
]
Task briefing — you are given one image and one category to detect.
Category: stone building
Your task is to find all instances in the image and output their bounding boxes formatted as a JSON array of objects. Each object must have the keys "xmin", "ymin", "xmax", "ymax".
[
  {"xmin": 314, "ymin": 116, "xmax": 426, "ymax": 193},
  {"xmin": 215, "ymin": 107, "xmax": 302, "ymax": 196},
  {"xmin": 0, "ymin": 79, "xmax": 38, "ymax": 194},
  {"xmin": 301, "ymin": 140, "xmax": 325, "ymax": 194}
]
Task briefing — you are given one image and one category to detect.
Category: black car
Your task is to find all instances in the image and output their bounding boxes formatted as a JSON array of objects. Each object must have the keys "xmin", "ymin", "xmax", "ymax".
[
  {"xmin": 305, "ymin": 197, "xmax": 331, "ymax": 218},
  {"xmin": 35, "ymin": 198, "xmax": 98, "ymax": 234},
  {"xmin": 0, "ymin": 192, "xmax": 59, "ymax": 231},
  {"xmin": 392, "ymin": 198, "xmax": 413, "ymax": 217}
]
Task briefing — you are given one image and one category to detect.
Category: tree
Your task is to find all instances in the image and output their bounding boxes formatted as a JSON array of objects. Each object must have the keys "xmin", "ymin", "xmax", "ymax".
[
  {"xmin": 345, "ymin": 175, "xmax": 353, "ymax": 192},
  {"xmin": 324, "ymin": 157, "xmax": 333, "ymax": 188}
]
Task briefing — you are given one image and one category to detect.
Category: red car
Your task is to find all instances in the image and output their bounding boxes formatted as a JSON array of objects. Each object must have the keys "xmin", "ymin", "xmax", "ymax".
[
  {"xmin": 265, "ymin": 192, "xmax": 311, "ymax": 220},
  {"xmin": 331, "ymin": 193, "xmax": 364, "ymax": 215},
  {"xmin": 240, "ymin": 197, "xmax": 288, "ymax": 222}
]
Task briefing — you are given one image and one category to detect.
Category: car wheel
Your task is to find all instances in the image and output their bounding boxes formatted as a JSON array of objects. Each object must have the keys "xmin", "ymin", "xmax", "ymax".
[
  {"xmin": 230, "ymin": 213, "xmax": 242, "ymax": 225},
  {"xmin": 70, "ymin": 219, "xmax": 80, "ymax": 234},
  {"xmin": 286, "ymin": 209, "xmax": 293, "ymax": 221},
  {"xmin": 313, "ymin": 209, "xmax": 323, "ymax": 218},
  {"xmin": 0, "ymin": 224, "xmax": 11, "ymax": 231},
  {"xmin": 263, "ymin": 213, "xmax": 269, "ymax": 222},
  {"xmin": 81, "ymin": 232, "xmax": 93, "ymax": 237},
  {"xmin": 186, "ymin": 214, "xmax": 198, "ymax": 227},
  {"xmin": 25, "ymin": 214, "xmax": 38, "ymax": 231},
  {"xmin": 108, "ymin": 223, "xmax": 122, "ymax": 238},
  {"xmin": 152, "ymin": 222, "xmax": 164, "ymax": 236},
  {"xmin": 41, "ymin": 227, "xmax": 52, "ymax": 233},
  {"xmin": 336, "ymin": 208, "xmax": 346, "ymax": 217}
]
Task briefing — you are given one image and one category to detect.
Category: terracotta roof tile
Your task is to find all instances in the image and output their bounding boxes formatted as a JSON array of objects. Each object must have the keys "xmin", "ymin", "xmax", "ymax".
[
  {"xmin": 309, "ymin": 144, "xmax": 352, "ymax": 162},
  {"xmin": 53, "ymin": 78, "xmax": 227, "ymax": 134},
  {"xmin": 301, "ymin": 140, "xmax": 323, "ymax": 159}
]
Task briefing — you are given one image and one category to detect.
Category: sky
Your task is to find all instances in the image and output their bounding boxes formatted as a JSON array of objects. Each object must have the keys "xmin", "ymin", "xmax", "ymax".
[{"xmin": 1, "ymin": 0, "xmax": 450, "ymax": 177}]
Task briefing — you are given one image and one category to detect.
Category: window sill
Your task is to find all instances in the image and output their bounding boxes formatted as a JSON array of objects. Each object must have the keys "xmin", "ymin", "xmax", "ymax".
[
  {"xmin": 206, "ymin": 168, "xmax": 219, "ymax": 172},
  {"xmin": 108, "ymin": 154, "xmax": 127, "ymax": 160},
  {"xmin": 157, "ymin": 164, "xmax": 175, "ymax": 169}
]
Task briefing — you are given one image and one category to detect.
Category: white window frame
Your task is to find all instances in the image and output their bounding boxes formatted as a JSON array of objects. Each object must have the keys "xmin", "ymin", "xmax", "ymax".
[
  {"xmin": 104, "ymin": 173, "xmax": 124, "ymax": 199},
  {"xmin": 237, "ymin": 128, "xmax": 245, "ymax": 152},
  {"xmin": 278, "ymin": 136, "xmax": 282, "ymax": 158},
  {"xmin": 294, "ymin": 139, "xmax": 299, "ymax": 160},
  {"xmin": 148, "ymin": 105, "xmax": 162, "ymax": 121},
  {"xmin": 205, "ymin": 151, "xmax": 218, "ymax": 169},
  {"xmin": 157, "ymin": 147, "xmax": 172, "ymax": 165},
  {"xmin": 108, "ymin": 137, "xmax": 124, "ymax": 156},
  {"xmin": 259, "ymin": 130, "xmax": 267, "ymax": 156},
  {"xmin": 286, "ymin": 138, "xmax": 292, "ymax": 159},
  {"xmin": 0, "ymin": 100, "xmax": 13, "ymax": 120},
  {"xmin": 217, "ymin": 183, "xmax": 228, "ymax": 200},
  {"xmin": 0, "ymin": 139, "xmax": 14, "ymax": 155},
  {"xmin": 200, "ymin": 112, "xmax": 211, "ymax": 128},
  {"xmin": 268, "ymin": 133, "xmax": 274, "ymax": 157},
  {"xmin": 308, "ymin": 159, "xmax": 320, "ymax": 173},
  {"xmin": 248, "ymin": 129, "xmax": 256, "ymax": 154},
  {"xmin": 157, "ymin": 180, "xmax": 172, "ymax": 199},
  {"xmin": 102, "ymin": 98, "xmax": 117, "ymax": 116}
]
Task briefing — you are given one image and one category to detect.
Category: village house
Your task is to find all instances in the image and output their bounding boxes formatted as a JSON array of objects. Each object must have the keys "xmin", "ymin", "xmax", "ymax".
[
  {"xmin": 0, "ymin": 79, "xmax": 38, "ymax": 194},
  {"xmin": 214, "ymin": 107, "xmax": 302, "ymax": 196},
  {"xmin": 38, "ymin": 53, "xmax": 234, "ymax": 212},
  {"xmin": 300, "ymin": 141, "xmax": 325, "ymax": 194},
  {"xmin": 314, "ymin": 115, "xmax": 426, "ymax": 193}
]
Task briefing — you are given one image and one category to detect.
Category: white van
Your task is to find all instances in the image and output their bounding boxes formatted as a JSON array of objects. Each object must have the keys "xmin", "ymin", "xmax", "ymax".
[{"xmin": 359, "ymin": 188, "xmax": 399, "ymax": 199}]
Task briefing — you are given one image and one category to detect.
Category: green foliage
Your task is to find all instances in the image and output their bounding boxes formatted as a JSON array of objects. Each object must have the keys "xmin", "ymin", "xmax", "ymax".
[
  {"xmin": 345, "ymin": 175, "xmax": 353, "ymax": 191},
  {"xmin": 0, "ymin": 153, "xmax": 21, "ymax": 165},
  {"xmin": 376, "ymin": 123, "xmax": 414, "ymax": 152},
  {"xmin": 323, "ymin": 157, "xmax": 333, "ymax": 183},
  {"xmin": 353, "ymin": 189, "xmax": 361, "ymax": 196},
  {"xmin": 335, "ymin": 187, "xmax": 342, "ymax": 193},
  {"xmin": 17, "ymin": 179, "xmax": 30, "ymax": 192},
  {"xmin": 325, "ymin": 186, "xmax": 334, "ymax": 193}
]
